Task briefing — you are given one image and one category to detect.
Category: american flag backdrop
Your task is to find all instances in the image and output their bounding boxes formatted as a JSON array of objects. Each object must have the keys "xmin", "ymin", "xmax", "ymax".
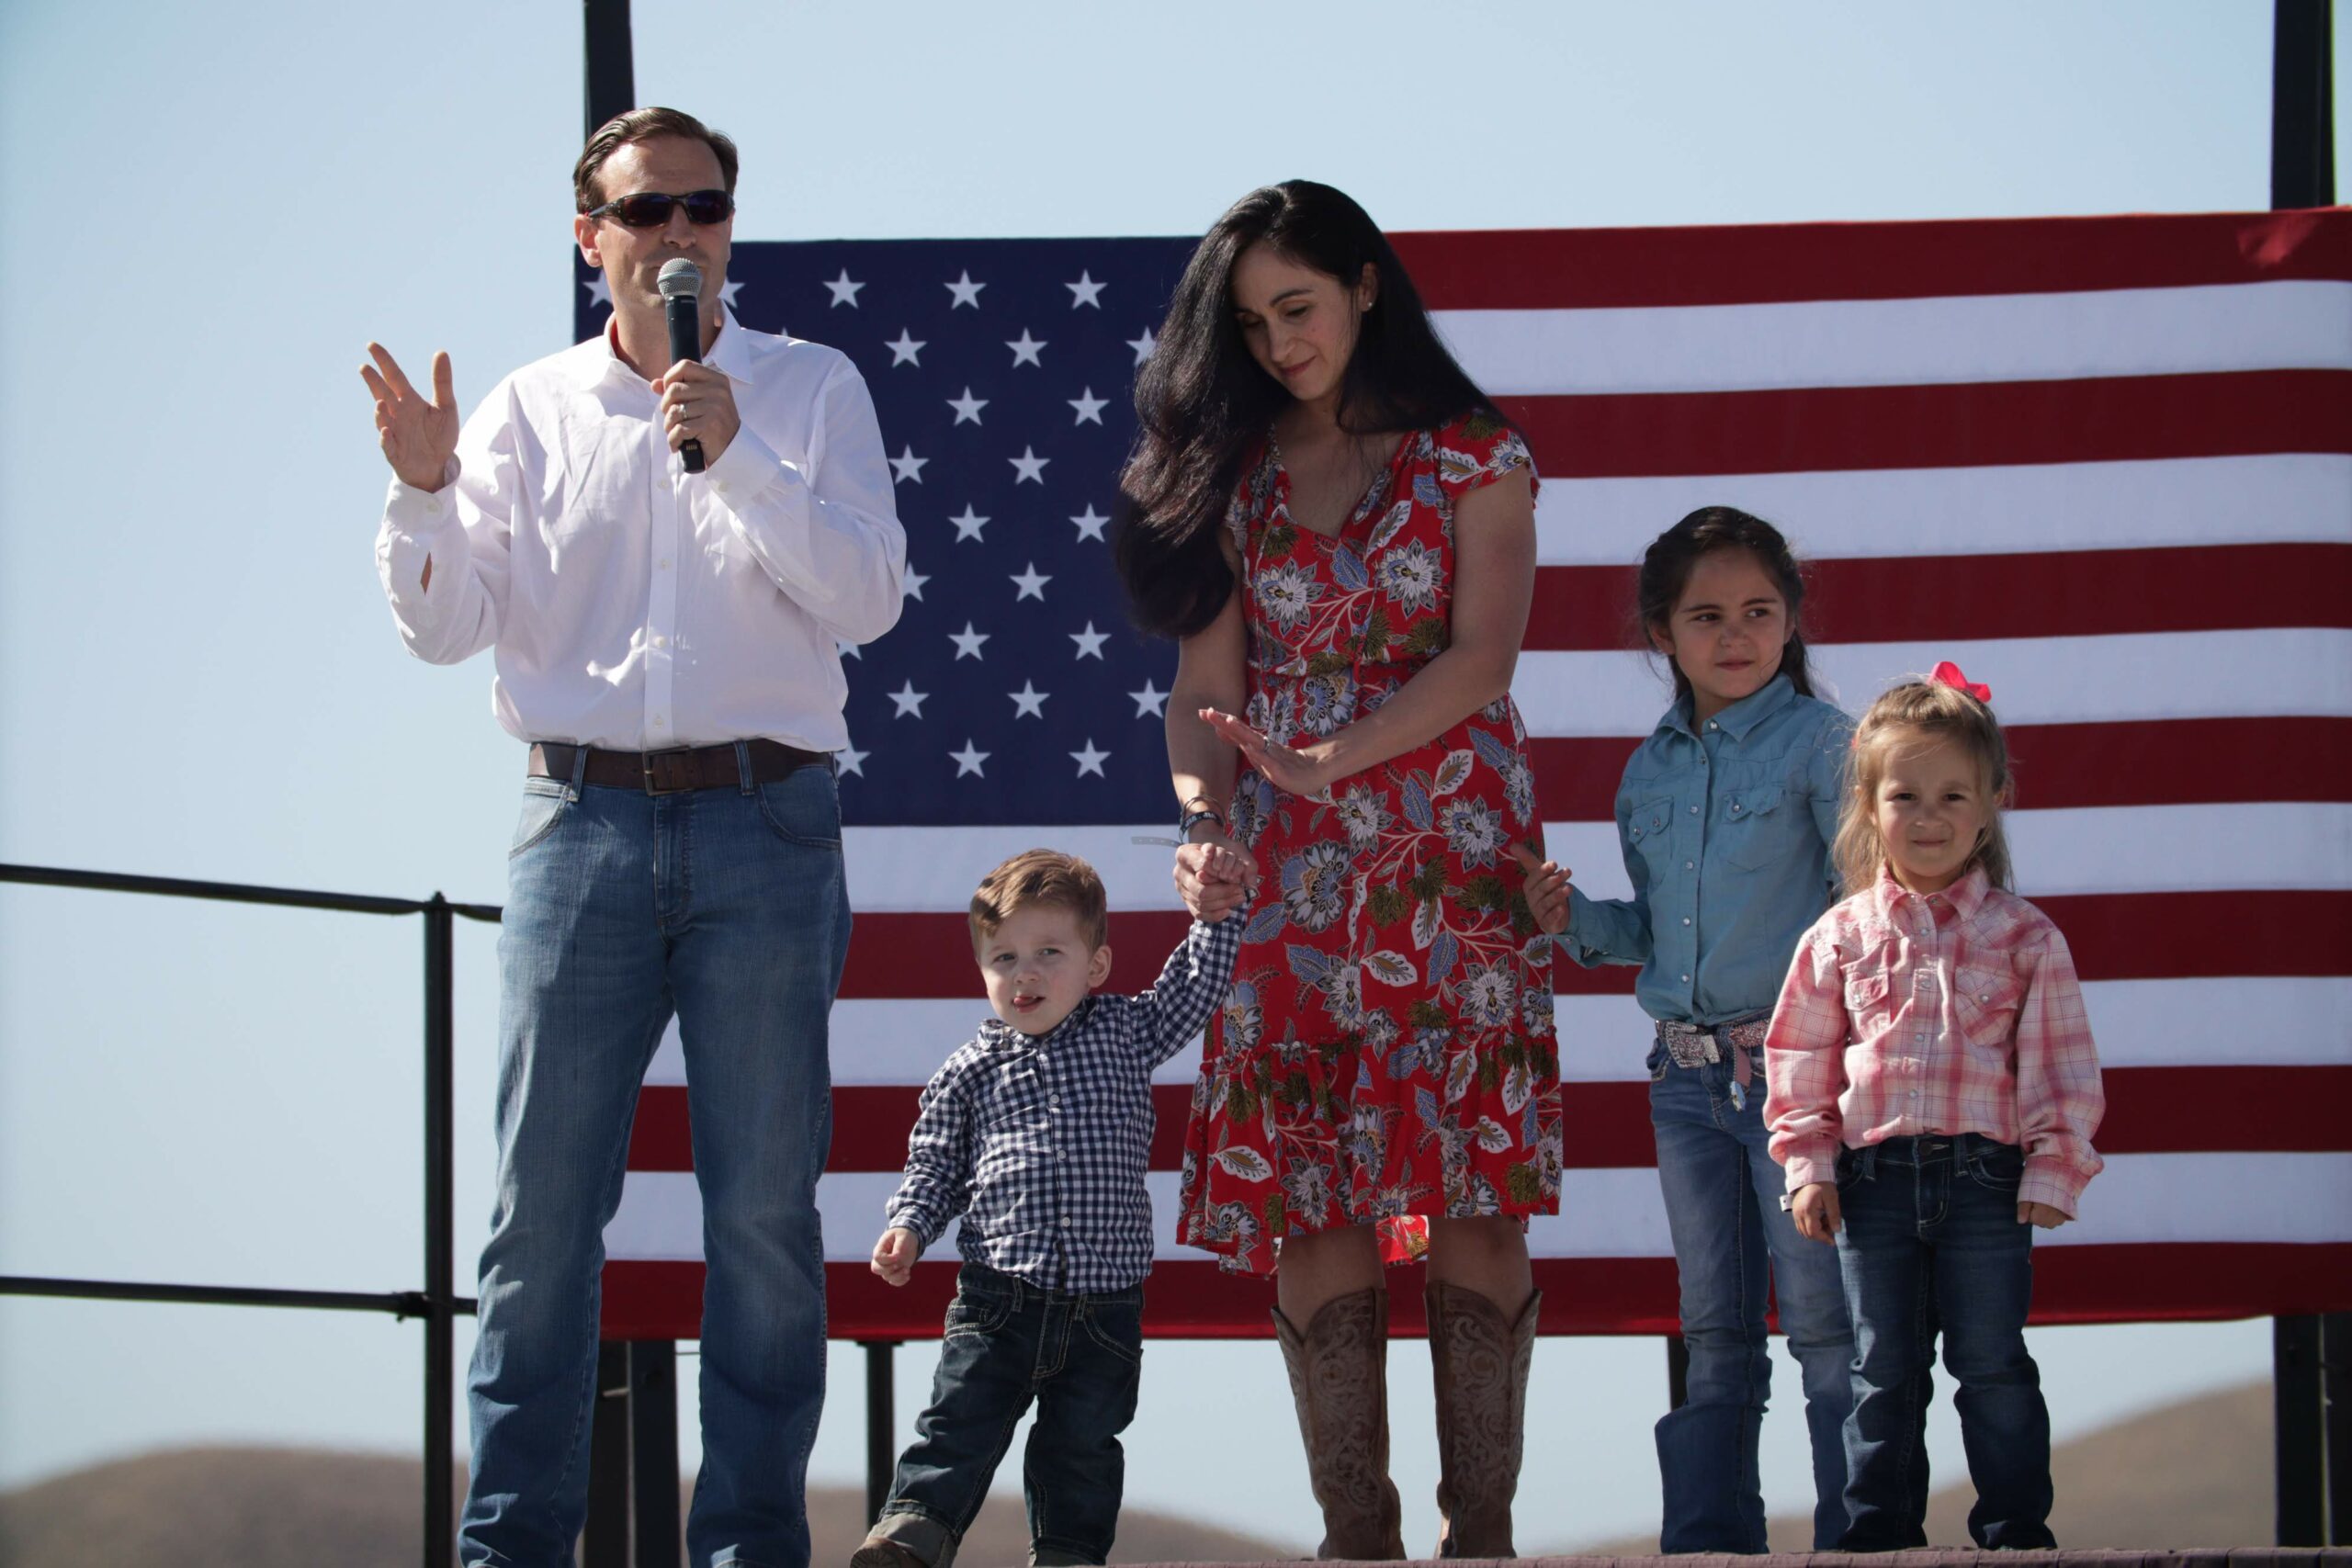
[{"xmin": 575, "ymin": 209, "xmax": 2352, "ymax": 1341}]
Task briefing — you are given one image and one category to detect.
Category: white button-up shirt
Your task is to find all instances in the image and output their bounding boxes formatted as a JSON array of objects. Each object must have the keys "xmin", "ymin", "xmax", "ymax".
[{"xmin": 375, "ymin": 312, "xmax": 905, "ymax": 751}]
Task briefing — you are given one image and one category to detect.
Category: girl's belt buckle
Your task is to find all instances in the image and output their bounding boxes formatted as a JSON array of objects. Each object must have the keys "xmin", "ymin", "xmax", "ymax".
[{"xmin": 1656, "ymin": 1021, "xmax": 1720, "ymax": 1068}]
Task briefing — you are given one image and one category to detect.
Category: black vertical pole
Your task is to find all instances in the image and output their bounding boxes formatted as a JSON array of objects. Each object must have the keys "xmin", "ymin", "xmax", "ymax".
[
  {"xmin": 575, "ymin": 11, "xmax": 638, "ymax": 1561},
  {"xmin": 2327, "ymin": 1312, "xmax": 2352, "ymax": 1546},
  {"xmin": 586, "ymin": 1345, "xmax": 630, "ymax": 1567},
  {"xmin": 424, "ymin": 896, "xmax": 457, "ymax": 1568},
  {"xmin": 631, "ymin": 1341, "xmax": 682, "ymax": 1567},
  {"xmin": 2271, "ymin": 2, "xmax": 2336, "ymax": 1546},
  {"xmin": 585, "ymin": 0, "xmax": 636, "ymax": 140},
  {"xmin": 2273, "ymin": 0, "xmax": 2336, "ymax": 208},
  {"xmin": 866, "ymin": 1341, "xmax": 898, "ymax": 1525},
  {"xmin": 2279, "ymin": 1315, "xmax": 2325, "ymax": 1545}
]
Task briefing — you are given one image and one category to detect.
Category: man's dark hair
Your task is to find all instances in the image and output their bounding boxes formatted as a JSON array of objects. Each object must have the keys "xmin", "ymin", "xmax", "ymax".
[{"xmin": 573, "ymin": 107, "xmax": 741, "ymax": 212}]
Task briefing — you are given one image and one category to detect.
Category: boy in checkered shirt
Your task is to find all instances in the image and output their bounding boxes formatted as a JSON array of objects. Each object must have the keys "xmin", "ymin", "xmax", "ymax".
[{"xmin": 853, "ymin": 847, "xmax": 1249, "ymax": 1568}]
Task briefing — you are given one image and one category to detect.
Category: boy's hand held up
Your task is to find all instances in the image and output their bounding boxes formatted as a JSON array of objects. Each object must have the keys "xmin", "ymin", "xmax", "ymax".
[
  {"xmin": 2018, "ymin": 1201, "xmax": 2069, "ymax": 1229},
  {"xmin": 1792, "ymin": 1181, "xmax": 1841, "ymax": 1243},
  {"xmin": 871, "ymin": 1226, "xmax": 922, "ymax": 1286},
  {"xmin": 1510, "ymin": 840, "xmax": 1573, "ymax": 935}
]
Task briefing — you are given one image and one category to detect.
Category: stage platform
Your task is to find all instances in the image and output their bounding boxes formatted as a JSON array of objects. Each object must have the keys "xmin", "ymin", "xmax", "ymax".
[{"xmin": 1117, "ymin": 1554, "xmax": 2351, "ymax": 1567}]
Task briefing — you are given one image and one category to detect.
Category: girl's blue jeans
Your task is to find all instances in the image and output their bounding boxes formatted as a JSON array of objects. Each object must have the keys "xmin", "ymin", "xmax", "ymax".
[
  {"xmin": 1833, "ymin": 1134, "xmax": 2056, "ymax": 1551},
  {"xmin": 1648, "ymin": 1039, "xmax": 1856, "ymax": 1552}
]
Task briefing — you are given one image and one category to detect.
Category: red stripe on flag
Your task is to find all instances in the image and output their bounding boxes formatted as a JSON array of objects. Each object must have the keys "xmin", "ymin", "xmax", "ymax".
[
  {"xmin": 598, "ymin": 1242, "xmax": 2352, "ymax": 1340},
  {"xmin": 1525, "ymin": 544, "xmax": 2352, "ymax": 651},
  {"xmin": 628, "ymin": 1066, "xmax": 2352, "ymax": 1177},
  {"xmin": 837, "ymin": 893, "xmax": 2351, "ymax": 1002},
  {"xmin": 1529, "ymin": 720, "xmax": 2352, "ymax": 818},
  {"xmin": 2038, "ymin": 890, "xmax": 2348, "ymax": 979},
  {"xmin": 1501, "ymin": 371, "xmax": 2352, "ymax": 479},
  {"xmin": 1393, "ymin": 210, "xmax": 2352, "ymax": 310}
]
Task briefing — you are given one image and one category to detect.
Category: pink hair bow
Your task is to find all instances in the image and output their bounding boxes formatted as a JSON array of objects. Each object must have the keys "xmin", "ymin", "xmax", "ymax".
[{"xmin": 1931, "ymin": 660, "xmax": 1992, "ymax": 703}]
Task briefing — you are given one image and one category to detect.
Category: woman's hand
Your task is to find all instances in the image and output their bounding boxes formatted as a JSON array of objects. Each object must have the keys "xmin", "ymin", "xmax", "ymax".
[
  {"xmin": 1174, "ymin": 835, "xmax": 1258, "ymax": 920},
  {"xmin": 1196, "ymin": 707, "xmax": 1342, "ymax": 799},
  {"xmin": 1510, "ymin": 840, "xmax": 1573, "ymax": 935},
  {"xmin": 2018, "ymin": 1201, "xmax": 2070, "ymax": 1229}
]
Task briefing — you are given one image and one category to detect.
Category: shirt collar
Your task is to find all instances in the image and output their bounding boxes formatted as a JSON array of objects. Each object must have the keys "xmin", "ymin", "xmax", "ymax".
[
  {"xmin": 1871, "ymin": 862, "xmax": 1992, "ymax": 920},
  {"xmin": 1661, "ymin": 671, "xmax": 1795, "ymax": 741},
  {"xmin": 568, "ymin": 306, "xmax": 756, "ymax": 390}
]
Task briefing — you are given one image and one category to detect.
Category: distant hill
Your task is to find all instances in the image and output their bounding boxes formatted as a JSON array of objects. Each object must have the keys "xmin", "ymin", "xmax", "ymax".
[
  {"xmin": 1549, "ymin": 1379, "xmax": 2274, "ymax": 1556},
  {"xmin": 0, "ymin": 1381, "xmax": 2275, "ymax": 1564},
  {"xmin": 0, "ymin": 1447, "xmax": 1297, "ymax": 1566}
]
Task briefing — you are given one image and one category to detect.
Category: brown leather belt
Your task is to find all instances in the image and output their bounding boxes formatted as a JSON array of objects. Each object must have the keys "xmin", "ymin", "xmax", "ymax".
[{"xmin": 528, "ymin": 739, "xmax": 829, "ymax": 795}]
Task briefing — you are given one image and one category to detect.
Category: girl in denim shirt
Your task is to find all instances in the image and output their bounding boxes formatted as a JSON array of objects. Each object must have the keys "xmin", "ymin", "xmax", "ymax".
[{"xmin": 1519, "ymin": 507, "xmax": 1855, "ymax": 1552}]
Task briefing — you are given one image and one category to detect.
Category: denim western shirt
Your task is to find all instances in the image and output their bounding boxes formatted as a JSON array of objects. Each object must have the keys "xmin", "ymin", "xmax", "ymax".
[
  {"xmin": 885, "ymin": 912, "xmax": 1244, "ymax": 1293},
  {"xmin": 1559, "ymin": 674, "xmax": 1853, "ymax": 1027}
]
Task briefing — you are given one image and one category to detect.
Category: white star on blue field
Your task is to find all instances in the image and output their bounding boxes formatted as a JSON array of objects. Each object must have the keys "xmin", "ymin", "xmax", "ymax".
[{"xmin": 577, "ymin": 237, "xmax": 1197, "ymax": 823}]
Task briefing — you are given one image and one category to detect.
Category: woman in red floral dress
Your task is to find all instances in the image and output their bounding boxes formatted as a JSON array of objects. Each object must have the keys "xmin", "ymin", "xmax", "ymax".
[{"xmin": 1115, "ymin": 180, "xmax": 1560, "ymax": 1559}]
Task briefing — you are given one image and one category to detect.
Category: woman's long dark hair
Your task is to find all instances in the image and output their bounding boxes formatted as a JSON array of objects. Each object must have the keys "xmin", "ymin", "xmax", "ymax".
[
  {"xmin": 1635, "ymin": 506, "xmax": 1824, "ymax": 705},
  {"xmin": 1115, "ymin": 180, "xmax": 1503, "ymax": 639}
]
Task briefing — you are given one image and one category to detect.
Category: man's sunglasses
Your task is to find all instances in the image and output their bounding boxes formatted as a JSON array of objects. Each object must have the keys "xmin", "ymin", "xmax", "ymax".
[{"xmin": 587, "ymin": 188, "xmax": 734, "ymax": 228}]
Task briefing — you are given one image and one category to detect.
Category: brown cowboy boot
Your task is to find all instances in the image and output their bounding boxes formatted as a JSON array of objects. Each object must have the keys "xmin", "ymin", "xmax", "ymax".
[
  {"xmin": 1427, "ymin": 1280, "xmax": 1541, "ymax": 1558},
  {"xmin": 1272, "ymin": 1287, "xmax": 1407, "ymax": 1560}
]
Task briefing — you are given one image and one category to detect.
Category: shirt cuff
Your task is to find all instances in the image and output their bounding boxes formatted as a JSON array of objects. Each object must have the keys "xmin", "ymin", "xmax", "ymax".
[
  {"xmin": 700, "ymin": 424, "xmax": 795, "ymax": 512},
  {"xmin": 885, "ymin": 1201, "xmax": 943, "ymax": 1250},
  {"xmin": 1557, "ymin": 887, "xmax": 1610, "ymax": 966},
  {"xmin": 378, "ymin": 465, "xmax": 464, "ymax": 601},
  {"xmin": 1782, "ymin": 1145, "xmax": 1840, "ymax": 1191},
  {"xmin": 2018, "ymin": 1162, "xmax": 2085, "ymax": 1218}
]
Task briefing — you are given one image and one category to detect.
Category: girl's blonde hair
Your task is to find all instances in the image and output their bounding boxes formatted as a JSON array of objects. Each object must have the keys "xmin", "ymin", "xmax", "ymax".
[{"xmin": 1834, "ymin": 678, "xmax": 2016, "ymax": 896}]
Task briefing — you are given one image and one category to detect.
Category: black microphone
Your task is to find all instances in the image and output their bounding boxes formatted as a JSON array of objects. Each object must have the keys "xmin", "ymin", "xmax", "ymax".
[{"xmin": 656, "ymin": 258, "xmax": 707, "ymax": 473}]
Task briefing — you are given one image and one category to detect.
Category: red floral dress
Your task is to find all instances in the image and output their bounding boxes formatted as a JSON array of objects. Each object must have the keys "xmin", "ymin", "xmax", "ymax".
[{"xmin": 1174, "ymin": 412, "xmax": 1564, "ymax": 1276}]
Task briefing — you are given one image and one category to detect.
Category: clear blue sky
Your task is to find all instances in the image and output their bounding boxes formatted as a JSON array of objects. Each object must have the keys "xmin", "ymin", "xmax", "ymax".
[{"xmin": 0, "ymin": 0, "xmax": 2339, "ymax": 1551}]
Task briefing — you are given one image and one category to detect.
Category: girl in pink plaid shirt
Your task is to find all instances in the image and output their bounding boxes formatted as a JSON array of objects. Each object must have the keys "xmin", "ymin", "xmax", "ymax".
[{"xmin": 1763, "ymin": 671, "xmax": 2105, "ymax": 1551}]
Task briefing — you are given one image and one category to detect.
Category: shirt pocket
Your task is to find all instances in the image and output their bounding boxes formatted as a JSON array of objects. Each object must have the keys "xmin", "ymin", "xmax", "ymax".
[
  {"xmin": 1954, "ymin": 961, "xmax": 2026, "ymax": 1054},
  {"xmin": 1843, "ymin": 970, "xmax": 1894, "ymax": 1035},
  {"xmin": 1717, "ymin": 784, "xmax": 1792, "ymax": 872},
  {"xmin": 1623, "ymin": 793, "xmax": 1678, "ymax": 879}
]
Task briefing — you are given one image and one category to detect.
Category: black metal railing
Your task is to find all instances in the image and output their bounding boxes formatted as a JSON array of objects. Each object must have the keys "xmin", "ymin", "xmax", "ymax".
[
  {"xmin": 0, "ymin": 863, "xmax": 496, "ymax": 1568},
  {"xmin": 6, "ymin": 860, "xmax": 2348, "ymax": 1560}
]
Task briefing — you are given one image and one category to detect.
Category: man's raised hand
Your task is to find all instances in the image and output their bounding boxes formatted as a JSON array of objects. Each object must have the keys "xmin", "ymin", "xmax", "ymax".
[{"xmin": 361, "ymin": 344, "xmax": 460, "ymax": 492}]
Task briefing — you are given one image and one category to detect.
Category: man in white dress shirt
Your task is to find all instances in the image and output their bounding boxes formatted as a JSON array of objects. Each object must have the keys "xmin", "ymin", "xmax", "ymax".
[{"xmin": 364, "ymin": 107, "xmax": 905, "ymax": 1568}]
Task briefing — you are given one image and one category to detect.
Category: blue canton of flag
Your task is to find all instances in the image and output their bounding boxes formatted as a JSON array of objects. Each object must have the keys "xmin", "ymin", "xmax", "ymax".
[{"xmin": 579, "ymin": 238, "xmax": 1198, "ymax": 827}]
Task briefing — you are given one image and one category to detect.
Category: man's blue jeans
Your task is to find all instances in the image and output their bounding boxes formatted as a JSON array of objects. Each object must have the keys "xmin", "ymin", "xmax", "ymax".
[
  {"xmin": 870, "ymin": 1262, "xmax": 1146, "ymax": 1568},
  {"xmin": 460, "ymin": 755, "xmax": 850, "ymax": 1568},
  {"xmin": 1648, "ymin": 1040, "xmax": 1854, "ymax": 1552},
  {"xmin": 1834, "ymin": 1134, "xmax": 2054, "ymax": 1551}
]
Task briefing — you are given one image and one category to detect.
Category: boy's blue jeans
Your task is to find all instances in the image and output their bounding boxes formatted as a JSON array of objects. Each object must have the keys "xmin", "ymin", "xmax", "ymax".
[
  {"xmin": 1834, "ymin": 1134, "xmax": 2056, "ymax": 1551},
  {"xmin": 1648, "ymin": 1039, "xmax": 1855, "ymax": 1552},
  {"xmin": 461, "ymin": 762, "xmax": 851, "ymax": 1568},
  {"xmin": 871, "ymin": 1262, "xmax": 1146, "ymax": 1568}
]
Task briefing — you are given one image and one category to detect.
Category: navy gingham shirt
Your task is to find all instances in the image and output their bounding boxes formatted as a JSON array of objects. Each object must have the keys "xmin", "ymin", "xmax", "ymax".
[{"xmin": 885, "ymin": 912, "xmax": 1244, "ymax": 1292}]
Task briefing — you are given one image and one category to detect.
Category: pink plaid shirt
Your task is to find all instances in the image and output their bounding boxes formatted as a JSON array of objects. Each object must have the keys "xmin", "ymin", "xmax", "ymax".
[{"xmin": 1763, "ymin": 866, "xmax": 2105, "ymax": 1216}]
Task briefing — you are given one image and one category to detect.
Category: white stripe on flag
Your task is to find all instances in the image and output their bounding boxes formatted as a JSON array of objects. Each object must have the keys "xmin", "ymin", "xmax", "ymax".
[
  {"xmin": 1435, "ymin": 281, "xmax": 2352, "ymax": 396},
  {"xmin": 639, "ymin": 976, "xmax": 2352, "ymax": 1092},
  {"xmin": 1548, "ymin": 805, "xmax": 2352, "ymax": 902},
  {"xmin": 1514, "ymin": 630, "xmax": 2352, "ymax": 735},
  {"xmin": 602, "ymin": 1152, "xmax": 2352, "ymax": 1263},
  {"xmin": 1532, "ymin": 456, "xmax": 2352, "ymax": 567}
]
